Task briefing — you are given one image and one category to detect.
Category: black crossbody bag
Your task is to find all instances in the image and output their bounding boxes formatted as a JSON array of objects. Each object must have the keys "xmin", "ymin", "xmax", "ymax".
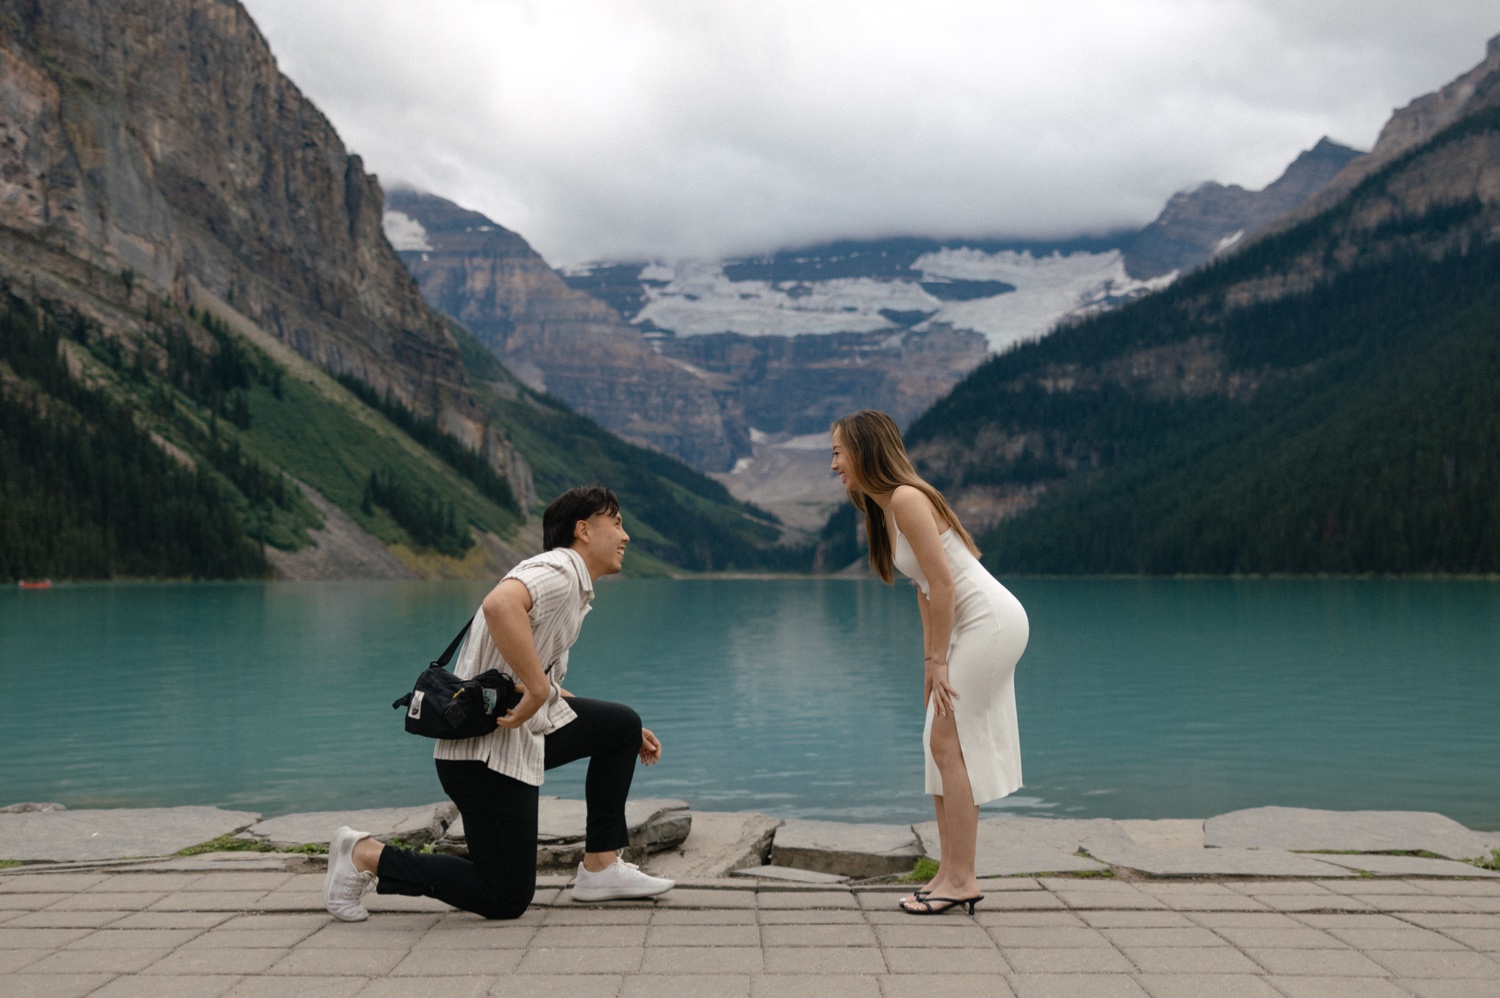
[{"xmin": 392, "ymin": 619, "xmax": 524, "ymax": 739}]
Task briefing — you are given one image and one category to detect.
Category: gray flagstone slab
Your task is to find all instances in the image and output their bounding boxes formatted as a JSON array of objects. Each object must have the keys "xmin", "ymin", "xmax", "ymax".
[
  {"xmin": 243, "ymin": 803, "xmax": 456, "ymax": 848},
  {"xmin": 770, "ymin": 819, "xmax": 922, "ymax": 878},
  {"xmin": 1308, "ymin": 853, "xmax": 1500, "ymax": 877},
  {"xmin": 915, "ymin": 818, "xmax": 1113, "ymax": 876},
  {"xmin": 728, "ymin": 865, "xmax": 849, "ymax": 884},
  {"xmin": 1077, "ymin": 840, "xmax": 1355, "ymax": 878},
  {"xmin": 645, "ymin": 811, "xmax": 780, "ymax": 879},
  {"xmin": 1204, "ymin": 807, "xmax": 1498, "ymax": 860},
  {"xmin": 0, "ymin": 807, "xmax": 260, "ymax": 862}
]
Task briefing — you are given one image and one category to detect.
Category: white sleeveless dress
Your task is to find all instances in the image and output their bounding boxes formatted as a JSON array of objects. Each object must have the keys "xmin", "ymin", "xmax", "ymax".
[{"xmin": 893, "ymin": 523, "xmax": 1028, "ymax": 805}]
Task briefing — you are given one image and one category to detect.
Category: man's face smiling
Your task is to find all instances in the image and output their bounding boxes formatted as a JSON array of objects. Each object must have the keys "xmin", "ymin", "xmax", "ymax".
[{"xmin": 576, "ymin": 509, "xmax": 630, "ymax": 578}]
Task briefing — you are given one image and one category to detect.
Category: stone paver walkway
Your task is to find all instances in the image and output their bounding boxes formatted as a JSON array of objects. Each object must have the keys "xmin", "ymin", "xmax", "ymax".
[{"xmin": 2, "ymin": 863, "xmax": 1499, "ymax": 998}]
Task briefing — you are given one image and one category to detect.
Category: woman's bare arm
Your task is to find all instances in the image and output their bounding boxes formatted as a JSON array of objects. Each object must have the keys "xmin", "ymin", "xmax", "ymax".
[{"xmin": 891, "ymin": 486, "xmax": 958, "ymax": 716}]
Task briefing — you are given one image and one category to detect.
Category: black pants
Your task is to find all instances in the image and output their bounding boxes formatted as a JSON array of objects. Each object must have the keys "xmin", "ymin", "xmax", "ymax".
[{"xmin": 375, "ymin": 696, "xmax": 642, "ymax": 919}]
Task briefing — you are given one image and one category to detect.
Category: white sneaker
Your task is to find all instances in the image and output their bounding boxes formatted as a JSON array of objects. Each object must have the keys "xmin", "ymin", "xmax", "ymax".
[
  {"xmin": 323, "ymin": 826, "xmax": 375, "ymax": 921},
  {"xmin": 570, "ymin": 858, "xmax": 675, "ymax": 902}
]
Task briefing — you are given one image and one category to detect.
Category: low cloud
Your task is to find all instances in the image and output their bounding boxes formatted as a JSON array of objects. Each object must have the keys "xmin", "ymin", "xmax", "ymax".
[{"xmin": 243, "ymin": 0, "xmax": 1498, "ymax": 266}]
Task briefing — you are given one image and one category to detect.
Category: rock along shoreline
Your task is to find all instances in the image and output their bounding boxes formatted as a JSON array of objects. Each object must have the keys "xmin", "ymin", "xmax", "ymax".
[{"xmin": 3, "ymin": 802, "xmax": 1498, "ymax": 884}]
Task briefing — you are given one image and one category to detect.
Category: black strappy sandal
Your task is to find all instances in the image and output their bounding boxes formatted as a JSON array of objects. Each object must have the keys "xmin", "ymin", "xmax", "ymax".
[{"xmin": 900, "ymin": 894, "xmax": 983, "ymax": 916}]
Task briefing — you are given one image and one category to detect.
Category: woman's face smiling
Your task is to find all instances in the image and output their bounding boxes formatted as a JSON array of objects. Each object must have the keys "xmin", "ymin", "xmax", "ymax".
[{"xmin": 830, "ymin": 428, "xmax": 857, "ymax": 490}]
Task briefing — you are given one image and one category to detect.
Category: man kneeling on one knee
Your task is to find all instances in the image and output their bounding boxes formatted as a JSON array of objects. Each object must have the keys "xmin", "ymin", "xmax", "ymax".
[{"xmin": 324, "ymin": 485, "xmax": 674, "ymax": 921}]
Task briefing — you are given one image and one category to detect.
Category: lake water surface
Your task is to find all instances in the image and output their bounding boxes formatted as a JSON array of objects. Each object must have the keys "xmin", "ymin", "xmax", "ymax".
[{"xmin": 2, "ymin": 578, "xmax": 1497, "ymax": 828}]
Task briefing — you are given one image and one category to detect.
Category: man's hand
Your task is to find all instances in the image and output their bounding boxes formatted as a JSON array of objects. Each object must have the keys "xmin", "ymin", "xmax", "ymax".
[
  {"xmin": 639, "ymin": 727, "xmax": 662, "ymax": 765},
  {"xmin": 496, "ymin": 686, "xmax": 547, "ymax": 730}
]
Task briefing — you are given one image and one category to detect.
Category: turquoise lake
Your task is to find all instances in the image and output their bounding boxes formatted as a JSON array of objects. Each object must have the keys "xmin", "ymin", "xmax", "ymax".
[{"xmin": 2, "ymin": 578, "xmax": 1497, "ymax": 829}]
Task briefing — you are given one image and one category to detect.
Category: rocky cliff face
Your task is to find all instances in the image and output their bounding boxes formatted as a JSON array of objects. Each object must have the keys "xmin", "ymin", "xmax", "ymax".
[
  {"xmin": 1267, "ymin": 35, "xmax": 1500, "ymax": 237},
  {"xmin": 658, "ymin": 324, "xmax": 988, "ymax": 436},
  {"xmin": 0, "ymin": 0, "xmax": 513, "ymax": 458},
  {"xmin": 385, "ymin": 189, "xmax": 747, "ymax": 471},
  {"xmin": 1123, "ymin": 138, "xmax": 1362, "ymax": 279}
]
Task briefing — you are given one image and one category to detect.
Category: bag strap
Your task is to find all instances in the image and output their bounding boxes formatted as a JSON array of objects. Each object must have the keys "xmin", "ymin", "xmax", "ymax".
[{"xmin": 432, "ymin": 618, "xmax": 474, "ymax": 671}]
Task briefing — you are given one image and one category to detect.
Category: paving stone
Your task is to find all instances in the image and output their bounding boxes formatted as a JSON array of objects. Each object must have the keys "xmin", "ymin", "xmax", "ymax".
[
  {"xmin": 89, "ymin": 976, "xmax": 243, "ymax": 997},
  {"xmin": 755, "ymin": 890, "xmax": 858, "ymax": 910},
  {"xmin": 639, "ymin": 945, "xmax": 763, "ymax": 974},
  {"xmin": 0, "ymin": 948, "xmax": 47, "ymax": 972},
  {"xmin": 1009, "ymin": 973, "xmax": 1150, "ymax": 997},
  {"xmin": 1119, "ymin": 946, "xmax": 1260, "ymax": 974},
  {"xmin": 880, "ymin": 975, "xmax": 1017, "ymax": 998},
  {"xmin": 872, "ymin": 923, "xmax": 993, "ymax": 948},
  {"xmin": 1244, "ymin": 947, "xmax": 1392, "ymax": 975},
  {"xmin": 762, "ymin": 946, "xmax": 885, "ymax": 974},
  {"xmin": 1252, "ymin": 894, "xmax": 1372, "ymax": 913},
  {"xmin": 1132, "ymin": 974, "xmax": 1284, "ymax": 998},
  {"xmin": 655, "ymin": 887, "xmax": 756, "ymax": 909},
  {"xmin": 757, "ymin": 909, "xmax": 865, "ymax": 924},
  {"xmin": 178, "ymin": 927, "xmax": 319, "ymax": 948},
  {"xmin": 978, "ymin": 911, "xmax": 1087, "ymax": 927},
  {"xmin": 1116, "ymin": 819, "xmax": 1205, "ymax": 849},
  {"xmin": 1080, "ymin": 841, "xmax": 1353, "ymax": 878},
  {"xmin": 620, "ymin": 975, "xmax": 752, "ymax": 997},
  {"xmin": 515, "ymin": 945, "xmax": 645, "ymax": 973},
  {"xmin": 1397, "ymin": 981, "xmax": 1500, "ymax": 998},
  {"xmin": 150, "ymin": 891, "xmax": 270, "ymax": 911},
  {"xmin": 645, "ymin": 811, "xmax": 780, "ymax": 879},
  {"xmin": 1183, "ymin": 912, "xmax": 1302, "ymax": 929},
  {"xmin": 222, "ymin": 976, "xmax": 367, "ymax": 998},
  {"xmin": 0, "ymin": 927, "xmax": 93, "ymax": 948},
  {"xmin": 268, "ymin": 946, "xmax": 406, "ymax": 976},
  {"xmin": 1312, "ymin": 854, "xmax": 1500, "ymax": 878},
  {"xmin": 6, "ymin": 910, "xmax": 129, "ymax": 928},
  {"xmin": 1210, "ymin": 926, "xmax": 1348, "ymax": 949},
  {"xmin": 990, "ymin": 925, "xmax": 1115, "ymax": 949},
  {"xmin": 881, "ymin": 946, "xmax": 1010, "ymax": 974},
  {"xmin": 390, "ymin": 947, "xmax": 520, "ymax": 975},
  {"xmin": 0, "ymin": 874, "xmax": 109, "ymax": 893},
  {"xmin": 978, "ymin": 891, "xmax": 1066, "ymax": 911},
  {"xmin": 112, "ymin": 911, "xmax": 237, "ymax": 929},
  {"xmin": 1000, "ymin": 946, "xmax": 1135, "ymax": 973},
  {"xmin": 1439, "ymin": 927, "xmax": 1500, "ymax": 951},
  {"xmin": 492, "ymin": 975, "xmax": 626, "ymax": 998},
  {"xmin": 749, "ymin": 974, "xmax": 881, "ymax": 998},
  {"xmin": 1402, "ymin": 913, "xmax": 1500, "ymax": 929},
  {"xmin": 916, "ymin": 818, "xmax": 1114, "ymax": 876},
  {"xmin": 0, "ymin": 974, "xmax": 117, "ymax": 997},
  {"xmin": 728, "ymin": 865, "xmax": 848, "ymax": 884},
  {"xmin": 1204, "ymin": 807, "xmax": 1498, "ymax": 861},
  {"xmin": 26, "ymin": 946, "xmax": 173, "ymax": 973},
  {"xmin": 653, "ymin": 909, "xmax": 758, "ymax": 925},
  {"xmin": 146, "ymin": 947, "xmax": 292, "ymax": 975},
  {"xmin": 645, "ymin": 923, "xmax": 760, "ymax": 946},
  {"xmin": 359, "ymin": 979, "xmax": 493, "ymax": 998},
  {"xmin": 1365, "ymin": 950, "xmax": 1500, "ymax": 978},
  {"xmin": 532, "ymin": 924, "xmax": 647, "ymax": 948},
  {"xmin": 1099, "ymin": 926, "xmax": 1223, "ymax": 948},
  {"xmin": 768, "ymin": 819, "xmax": 920, "ymax": 878},
  {"xmin": 1053, "ymin": 889, "xmax": 1168, "ymax": 911},
  {"xmin": 762, "ymin": 922, "xmax": 878, "ymax": 947},
  {"xmin": 1080, "ymin": 911, "xmax": 1195, "ymax": 928},
  {"xmin": 1271, "ymin": 980, "xmax": 1413, "ymax": 998},
  {"xmin": 86, "ymin": 874, "xmax": 205, "ymax": 892},
  {"xmin": 1328, "ymin": 927, "xmax": 1467, "ymax": 950},
  {"xmin": 0, "ymin": 807, "xmax": 261, "ymax": 862},
  {"xmin": 67, "ymin": 927, "xmax": 205, "ymax": 949},
  {"xmin": 413, "ymin": 925, "xmax": 537, "ymax": 948},
  {"xmin": 50, "ymin": 892, "xmax": 168, "ymax": 911}
]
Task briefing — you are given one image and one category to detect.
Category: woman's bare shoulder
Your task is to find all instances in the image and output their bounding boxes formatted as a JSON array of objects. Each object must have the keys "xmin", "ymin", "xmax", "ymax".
[{"xmin": 890, "ymin": 485, "xmax": 940, "ymax": 525}]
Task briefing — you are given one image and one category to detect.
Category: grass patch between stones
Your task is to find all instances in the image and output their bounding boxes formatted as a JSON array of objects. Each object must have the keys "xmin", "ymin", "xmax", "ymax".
[
  {"xmin": 177, "ymin": 835, "xmax": 329, "ymax": 857},
  {"xmin": 0, "ymin": 860, "xmax": 23, "ymax": 870}
]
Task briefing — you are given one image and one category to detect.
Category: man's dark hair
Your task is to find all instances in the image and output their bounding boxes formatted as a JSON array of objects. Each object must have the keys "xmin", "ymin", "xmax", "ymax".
[{"xmin": 542, "ymin": 485, "xmax": 621, "ymax": 550}]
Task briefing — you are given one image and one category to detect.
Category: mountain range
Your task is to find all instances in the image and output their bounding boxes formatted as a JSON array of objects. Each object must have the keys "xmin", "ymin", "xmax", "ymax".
[
  {"xmin": 0, "ymin": 0, "xmax": 795, "ymax": 581},
  {"xmin": 904, "ymin": 36, "xmax": 1500, "ymax": 574}
]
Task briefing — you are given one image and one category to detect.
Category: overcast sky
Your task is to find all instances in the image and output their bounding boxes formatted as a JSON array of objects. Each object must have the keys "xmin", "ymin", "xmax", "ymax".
[{"xmin": 241, "ymin": 0, "xmax": 1498, "ymax": 267}]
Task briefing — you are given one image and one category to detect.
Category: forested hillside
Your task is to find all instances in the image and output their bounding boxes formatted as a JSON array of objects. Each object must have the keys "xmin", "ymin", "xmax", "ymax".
[
  {"xmin": 0, "ymin": 0, "xmax": 805, "ymax": 581},
  {"xmin": 907, "ymin": 97, "xmax": 1500, "ymax": 575}
]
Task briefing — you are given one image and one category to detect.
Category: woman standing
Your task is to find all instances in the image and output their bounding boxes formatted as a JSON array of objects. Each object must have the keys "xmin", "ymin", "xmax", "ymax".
[{"xmin": 830, "ymin": 410, "xmax": 1028, "ymax": 915}]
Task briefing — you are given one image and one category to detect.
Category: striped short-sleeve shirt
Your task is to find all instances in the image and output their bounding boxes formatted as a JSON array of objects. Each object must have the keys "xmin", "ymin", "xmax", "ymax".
[{"xmin": 433, "ymin": 547, "xmax": 593, "ymax": 785}]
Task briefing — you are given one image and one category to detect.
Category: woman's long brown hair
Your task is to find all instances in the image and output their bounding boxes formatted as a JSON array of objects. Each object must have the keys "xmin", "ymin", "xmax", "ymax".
[{"xmin": 832, "ymin": 410, "xmax": 979, "ymax": 584}]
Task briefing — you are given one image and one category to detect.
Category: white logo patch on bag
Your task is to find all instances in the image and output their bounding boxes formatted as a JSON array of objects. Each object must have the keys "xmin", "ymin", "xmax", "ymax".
[{"xmin": 408, "ymin": 691, "xmax": 425, "ymax": 719}]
